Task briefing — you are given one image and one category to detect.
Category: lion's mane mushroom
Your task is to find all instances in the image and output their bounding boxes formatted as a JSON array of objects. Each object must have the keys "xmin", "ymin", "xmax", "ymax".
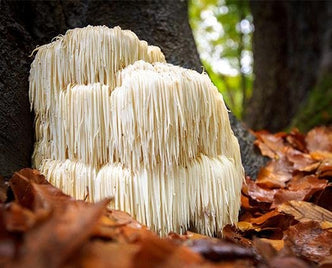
[{"xmin": 29, "ymin": 25, "xmax": 244, "ymax": 236}]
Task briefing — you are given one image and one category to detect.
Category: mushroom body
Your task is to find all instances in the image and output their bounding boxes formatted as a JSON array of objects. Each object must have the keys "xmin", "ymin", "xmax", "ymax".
[{"xmin": 30, "ymin": 26, "xmax": 244, "ymax": 236}]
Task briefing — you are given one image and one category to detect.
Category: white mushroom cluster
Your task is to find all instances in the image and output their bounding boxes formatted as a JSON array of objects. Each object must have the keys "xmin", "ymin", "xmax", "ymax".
[{"xmin": 29, "ymin": 25, "xmax": 244, "ymax": 236}]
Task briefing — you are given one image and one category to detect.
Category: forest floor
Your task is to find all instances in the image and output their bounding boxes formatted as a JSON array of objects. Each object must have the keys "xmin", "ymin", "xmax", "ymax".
[{"xmin": 0, "ymin": 127, "xmax": 331, "ymax": 267}]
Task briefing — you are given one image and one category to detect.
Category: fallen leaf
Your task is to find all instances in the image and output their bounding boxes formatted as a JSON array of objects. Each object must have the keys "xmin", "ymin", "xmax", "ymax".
[
  {"xmin": 3, "ymin": 202, "xmax": 36, "ymax": 232},
  {"xmin": 286, "ymin": 129, "xmax": 308, "ymax": 153},
  {"xmin": 317, "ymin": 158, "xmax": 332, "ymax": 178},
  {"xmin": 69, "ymin": 241, "xmax": 140, "ymax": 268},
  {"xmin": 248, "ymin": 210, "xmax": 294, "ymax": 231},
  {"xmin": 284, "ymin": 221, "xmax": 332, "ymax": 263},
  {"xmin": 243, "ymin": 177, "xmax": 278, "ymax": 203},
  {"xmin": 287, "ymin": 175, "xmax": 328, "ymax": 193},
  {"xmin": 285, "ymin": 148, "xmax": 320, "ymax": 172},
  {"xmin": 306, "ymin": 127, "xmax": 332, "ymax": 153},
  {"xmin": 184, "ymin": 231, "xmax": 209, "ymax": 240},
  {"xmin": 236, "ymin": 221, "xmax": 258, "ymax": 232},
  {"xmin": 311, "ymin": 185, "xmax": 332, "ymax": 211},
  {"xmin": 222, "ymin": 225, "xmax": 252, "ymax": 248},
  {"xmin": 254, "ymin": 131, "xmax": 287, "ymax": 159},
  {"xmin": 272, "ymin": 176, "xmax": 328, "ymax": 208},
  {"xmin": 278, "ymin": 200, "xmax": 332, "ymax": 223},
  {"xmin": 258, "ymin": 238, "xmax": 284, "ymax": 251},
  {"xmin": 0, "ymin": 238, "xmax": 16, "ymax": 266},
  {"xmin": 269, "ymin": 257, "xmax": 311, "ymax": 268},
  {"xmin": 135, "ymin": 233, "xmax": 205, "ymax": 267},
  {"xmin": 252, "ymin": 237, "xmax": 278, "ymax": 262},
  {"xmin": 92, "ymin": 209, "xmax": 144, "ymax": 241},
  {"xmin": 10, "ymin": 199, "xmax": 109, "ymax": 268},
  {"xmin": 310, "ymin": 151, "xmax": 332, "ymax": 161},
  {"xmin": 9, "ymin": 171, "xmax": 41, "ymax": 210},
  {"xmin": 320, "ymin": 221, "xmax": 332, "ymax": 230},
  {"xmin": 256, "ymin": 159, "xmax": 293, "ymax": 188},
  {"xmin": 319, "ymin": 255, "xmax": 332, "ymax": 268},
  {"xmin": 186, "ymin": 239, "xmax": 259, "ymax": 263}
]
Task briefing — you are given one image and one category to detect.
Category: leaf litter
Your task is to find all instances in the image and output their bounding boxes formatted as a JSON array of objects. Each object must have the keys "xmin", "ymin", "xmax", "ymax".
[{"xmin": 0, "ymin": 126, "xmax": 332, "ymax": 267}]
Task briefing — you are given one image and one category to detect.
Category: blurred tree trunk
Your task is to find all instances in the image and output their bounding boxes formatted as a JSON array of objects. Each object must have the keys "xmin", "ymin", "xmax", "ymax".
[
  {"xmin": 245, "ymin": 0, "xmax": 332, "ymax": 132},
  {"xmin": 0, "ymin": 0, "xmax": 266, "ymax": 178}
]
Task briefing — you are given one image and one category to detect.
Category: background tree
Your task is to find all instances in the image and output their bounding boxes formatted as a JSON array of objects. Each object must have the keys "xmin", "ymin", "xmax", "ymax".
[
  {"xmin": 245, "ymin": 0, "xmax": 332, "ymax": 132},
  {"xmin": 190, "ymin": 0, "xmax": 332, "ymax": 132},
  {"xmin": 0, "ymin": 0, "xmax": 265, "ymax": 178}
]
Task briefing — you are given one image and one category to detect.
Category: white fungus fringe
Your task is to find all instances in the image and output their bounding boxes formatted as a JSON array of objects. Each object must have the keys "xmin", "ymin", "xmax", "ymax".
[
  {"xmin": 30, "ymin": 25, "xmax": 165, "ymax": 167},
  {"xmin": 30, "ymin": 25, "xmax": 244, "ymax": 237},
  {"xmin": 93, "ymin": 154, "xmax": 243, "ymax": 236}
]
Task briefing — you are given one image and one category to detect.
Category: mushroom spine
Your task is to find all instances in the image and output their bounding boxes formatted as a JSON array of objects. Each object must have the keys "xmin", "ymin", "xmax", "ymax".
[{"xmin": 29, "ymin": 25, "xmax": 244, "ymax": 236}]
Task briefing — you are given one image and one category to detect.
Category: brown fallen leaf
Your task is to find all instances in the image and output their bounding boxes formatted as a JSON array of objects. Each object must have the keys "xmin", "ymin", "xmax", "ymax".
[
  {"xmin": 285, "ymin": 128, "xmax": 308, "ymax": 153},
  {"xmin": 184, "ymin": 231, "xmax": 209, "ymax": 240},
  {"xmin": 306, "ymin": 126, "xmax": 332, "ymax": 153},
  {"xmin": 272, "ymin": 189, "xmax": 312, "ymax": 208},
  {"xmin": 252, "ymin": 237, "xmax": 278, "ymax": 262},
  {"xmin": 269, "ymin": 257, "xmax": 311, "ymax": 268},
  {"xmin": 317, "ymin": 158, "xmax": 332, "ymax": 178},
  {"xmin": 256, "ymin": 159, "xmax": 293, "ymax": 188},
  {"xmin": 310, "ymin": 151, "xmax": 332, "ymax": 161},
  {"xmin": 319, "ymin": 255, "xmax": 332, "ymax": 268},
  {"xmin": 278, "ymin": 200, "xmax": 332, "ymax": 223},
  {"xmin": 3, "ymin": 202, "xmax": 36, "ymax": 232},
  {"xmin": 248, "ymin": 210, "xmax": 294, "ymax": 231},
  {"xmin": 92, "ymin": 209, "xmax": 144, "ymax": 242},
  {"xmin": 9, "ymin": 170, "xmax": 46, "ymax": 210},
  {"xmin": 287, "ymin": 175, "xmax": 328, "ymax": 193},
  {"xmin": 285, "ymin": 147, "xmax": 320, "ymax": 172},
  {"xmin": 10, "ymin": 199, "xmax": 109, "ymax": 268},
  {"xmin": 243, "ymin": 177, "xmax": 278, "ymax": 203},
  {"xmin": 271, "ymin": 175, "xmax": 328, "ymax": 208},
  {"xmin": 69, "ymin": 240, "xmax": 140, "ymax": 268},
  {"xmin": 311, "ymin": 185, "xmax": 332, "ymax": 212},
  {"xmin": 236, "ymin": 221, "xmax": 259, "ymax": 232},
  {"xmin": 134, "ymin": 232, "xmax": 206, "ymax": 268},
  {"xmin": 254, "ymin": 131, "xmax": 287, "ymax": 159},
  {"xmin": 185, "ymin": 239, "xmax": 259, "ymax": 264},
  {"xmin": 258, "ymin": 238, "xmax": 284, "ymax": 251},
  {"xmin": 284, "ymin": 221, "xmax": 332, "ymax": 263},
  {"xmin": 222, "ymin": 224, "xmax": 253, "ymax": 248}
]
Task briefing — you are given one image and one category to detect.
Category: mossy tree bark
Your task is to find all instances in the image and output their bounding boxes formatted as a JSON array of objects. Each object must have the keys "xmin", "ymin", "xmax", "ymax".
[
  {"xmin": 0, "ymin": 0, "xmax": 266, "ymax": 178},
  {"xmin": 245, "ymin": 0, "xmax": 332, "ymax": 132}
]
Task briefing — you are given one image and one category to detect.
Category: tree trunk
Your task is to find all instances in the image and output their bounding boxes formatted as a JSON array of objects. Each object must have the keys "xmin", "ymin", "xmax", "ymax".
[
  {"xmin": 0, "ymin": 0, "xmax": 266, "ymax": 178},
  {"xmin": 245, "ymin": 0, "xmax": 331, "ymax": 131}
]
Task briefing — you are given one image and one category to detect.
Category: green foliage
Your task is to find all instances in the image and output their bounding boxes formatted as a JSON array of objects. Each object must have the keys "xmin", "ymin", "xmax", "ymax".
[
  {"xmin": 291, "ymin": 74, "xmax": 332, "ymax": 132},
  {"xmin": 189, "ymin": 0, "xmax": 253, "ymax": 118}
]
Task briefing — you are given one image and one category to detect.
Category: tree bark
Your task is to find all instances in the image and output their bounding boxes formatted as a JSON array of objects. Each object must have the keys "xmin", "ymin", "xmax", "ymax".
[
  {"xmin": 0, "ymin": 0, "xmax": 266, "ymax": 178},
  {"xmin": 246, "ymin": 0, "xmax": 331, "ymax": 131}
]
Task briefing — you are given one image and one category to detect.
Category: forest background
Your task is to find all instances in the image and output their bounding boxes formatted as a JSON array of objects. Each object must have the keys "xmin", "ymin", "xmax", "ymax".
[{"xmin": 190, "ymin": 0, "xmax": 332, "ymax": 132}]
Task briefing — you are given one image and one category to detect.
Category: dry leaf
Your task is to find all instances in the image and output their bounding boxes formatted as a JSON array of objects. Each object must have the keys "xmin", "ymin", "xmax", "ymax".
[
  {"xmin": 278, "ymin": 200, "xmax": 332, "ymax": 222},
  {"xmin": 312, "ymin": 185, "xmax": 332, "ymax": 212},
  {"xmin": 285, "ymin": 148, "xmax": 320, "ymax": 172},
  {"xmin": 186, "ymin": 239, "xmax": 259, "ymax": 263},
  {"xmin": 285, "ymin": 129, "xmax": 308, "ymax": 153},
  {"xmin": 254, "ymin": 131, "xmax": 287, "ymax": 159},
  {"xmin": 256, "ymin": 159, "xmax": 293, "ymax": 188},
  {"xmin": 243, "ymin": 177, "xmax": 278, "ymax": 203},
  {"xmin": 284, "ymin": 221, "xmax": 332, "ymax": 263},
  {"xmin": 258, "ymin": 238, "xmax": 284, "ymax": 251},
  {"xmin": 306, "ymin": 126, "xmax": 332, "ymax": 153}
]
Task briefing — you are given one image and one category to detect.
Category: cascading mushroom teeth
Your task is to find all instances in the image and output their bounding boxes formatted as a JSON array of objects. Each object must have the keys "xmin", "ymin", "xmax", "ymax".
[{"xmin": 29, "ymin": 25, "xmax": 244, "ymax": 237}]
